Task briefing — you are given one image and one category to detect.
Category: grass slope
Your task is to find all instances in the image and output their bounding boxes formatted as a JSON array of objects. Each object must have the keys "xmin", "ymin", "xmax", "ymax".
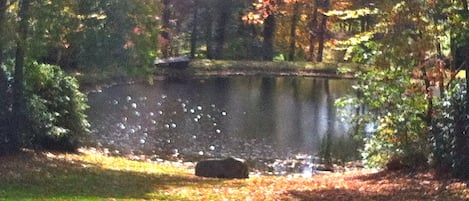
[
  {"xmin": 188, "ymin": 60, "xmax": 359, "ymax": 78},
  {"xmin": 1, "ymin": 149, "xmax": 468, "ymax": 201}
]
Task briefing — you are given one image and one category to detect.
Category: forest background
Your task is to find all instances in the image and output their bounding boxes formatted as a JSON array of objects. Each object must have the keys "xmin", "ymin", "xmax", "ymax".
[{"xmin": 1, "ymin": 0, "xmax": 469, "ymax": 179}]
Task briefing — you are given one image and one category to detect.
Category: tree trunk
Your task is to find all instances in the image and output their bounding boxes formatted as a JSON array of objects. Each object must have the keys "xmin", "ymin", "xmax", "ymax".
[
  {"xmin": 316, "ymin": 0, "xmax": 329, "ymax": 62},
  {"xmin": 162, "ymin": 0, "xmax": 171, "ymax": 28},
  {"xmin": 288, "ymin": 2, "xmax": 300, "ymax": 61},
  {"xmin": 190, "ymin": 0, "xmax": 199, "ymax": 58},
  {"xmin": 263, "ymin": 14, "xmax": 275, "ymax": 61},
  {"xmin": 452, "ymin": 0, "xmax": 469, "ymax": 178},
  {"xmin": 308, "ymin": 3, "xmax": 318, "ymax": 61},
  {"xmin": 205, "ymin": 10, "xmax": 215, "ymax": 59},
  {"xmin": 0, "ymin": 67, "xmax": 7, "ymax": 154},
  {"xmin": 11, "ymin": 0, "xmax": 30, "ymax": 153},
  {"xmin": 0, "ymin": 0, "xmax": 7, "ymax": 65},
  {"xmin": 214, "ymin": 1, "xmax": 231, "ymax": 59},
  {"xmin": 465, "ymin": 44, "xmax": 469, "ymax": 115},
  {"xmin": 460, "ymin": 0, "xmax": 469, "ymax": 114},
  {"xmin": 420, "ymin": 64, "xmax": 433, "ymax": 126},
  {"xmin": 0, "ymin": 0, "xmax": 8, "ymax": 154},
  {"xmin": 160, "ymin": 0, "xmax": 171, "ymax": 58}
]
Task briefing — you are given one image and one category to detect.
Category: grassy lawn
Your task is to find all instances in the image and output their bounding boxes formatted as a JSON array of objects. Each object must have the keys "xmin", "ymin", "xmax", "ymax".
[
  {"xmin": 188, "ymin": 60, "xmax": 359, "ymax": 78},
  {"xmin": 1, "ymin": 149, "xmax": 468, "ymax": 201}
]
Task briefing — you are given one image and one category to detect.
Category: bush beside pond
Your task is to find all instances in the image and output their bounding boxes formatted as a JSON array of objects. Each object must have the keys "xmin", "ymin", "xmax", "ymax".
[
  {"xmin": 25, "ymin": 63, "xmax": 90, "ymax": 151},
  {"xmin": 0, "ymin": 62, "xmax": 89, "ymax": 153}
]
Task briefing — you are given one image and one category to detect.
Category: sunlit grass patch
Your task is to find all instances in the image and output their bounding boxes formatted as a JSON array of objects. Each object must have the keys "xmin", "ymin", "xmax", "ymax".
[
  {"xmin": 0, "ymin": 149, "xmax": 199, "ymax": 200},
  {"xmin": 1, "ymin": 149, "xmax": 468, "ymax": 201}
]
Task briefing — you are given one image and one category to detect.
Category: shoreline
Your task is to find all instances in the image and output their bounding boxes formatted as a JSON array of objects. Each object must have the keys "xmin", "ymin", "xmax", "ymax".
[{"xmin": 77, "ymin": 59, "xmax": 358, "ymax": 92}]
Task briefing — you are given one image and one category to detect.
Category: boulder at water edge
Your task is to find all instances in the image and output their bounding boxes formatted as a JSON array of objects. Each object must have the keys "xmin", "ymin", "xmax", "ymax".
[{"xmin": 195, "ymin": 157, "xmax": 249, "ymax": 179}]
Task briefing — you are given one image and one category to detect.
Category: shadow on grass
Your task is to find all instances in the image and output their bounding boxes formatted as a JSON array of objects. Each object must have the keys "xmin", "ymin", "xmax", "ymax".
[
  {"xmin": 0, "ymin": 151, "xmax": 224, "ymax": 200},
  {"xmin": 287, "ymin": 170, "xmax": 468, "ymax": 201}
]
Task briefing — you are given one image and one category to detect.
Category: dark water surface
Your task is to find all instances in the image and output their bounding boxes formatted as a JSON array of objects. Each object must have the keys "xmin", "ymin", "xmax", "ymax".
[{"xmin": 87, "ymin": 76, "xmax": 356, "ymax": 162}]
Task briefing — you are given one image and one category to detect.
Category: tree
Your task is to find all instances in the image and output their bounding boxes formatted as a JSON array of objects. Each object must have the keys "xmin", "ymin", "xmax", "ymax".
[
  {"xmin": 0, "ymin": 0, "xmax": 10, "ymax": 135},
  {"xmin": 335, "ymin": 0, "xmax": 440, "ymax": 168},
  {"xmin": 0, "ymin": 0, "xmax": 8, "ymax": 64},
  {"xmin": 242, "ymin": 0, "xmax": 279, "ymax": 61},
  {"xmin": 308, "ymin": 1, "xmax": 319, "ymax": 61},
  {"xmin": 316, "ymin": 0, "xmax": 329, "ymax": 62},
  {"xmin": 190, "ymin": 0, "xmax": 199, "ymax": 58},
  {"xmin": 213, "ymin": 0, "xmax": 233, "ymax": 59},
  {"xmin": 263, "ymin": 14, "xmax": 276, "ymax": 61},
  {"xmin": 334, "ymin": 0, "xmax": 469, "ymax": 176},
  {"xmin": 288, "ymin": 1, "xmax": 300, "ymax": 61},
  {"xmin": 438, "ymin": 0, "xmax": 469, "ymax": 178},
  {"xmin": 0, "ymin": 0, "xmax": 94, "ymax": 153},
  {"xmin": 10, "ymin": 0, "xmax": 31, "ymax": 153}
]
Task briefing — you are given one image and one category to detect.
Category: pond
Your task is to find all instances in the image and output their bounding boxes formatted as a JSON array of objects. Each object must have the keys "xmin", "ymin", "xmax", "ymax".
[{"xmin": 87, "ymin": 76, "xmax": 359, "ymax": 172}]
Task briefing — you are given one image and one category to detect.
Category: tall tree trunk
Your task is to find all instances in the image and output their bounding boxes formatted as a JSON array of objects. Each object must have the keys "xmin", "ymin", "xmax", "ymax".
[
  {"xmin": 205, "ymin": 10, "xmax": 215, "ymax": 59},
  {"xmin": 162, "ymin": 0, "xmax": 171, "ymax": 28},
  {"xmin": 0, "ymin": 67, "xmax": 7, "ymax": 154},
  {"xmin": 190, "ymin": 0, "xmax": 199, "ymax": 58},
  {"xmin": 316, "ymin": 0, "xmax": 329, "ymax": 62},
  {"xmin": 11, "ymin": 0, "xmax": 30, "ymax": 153},
  {"xmin": 159, "ymin": 0, "xmax": 171, "ymax": 58},
  {"xmin": 214, "ymin": 1, "xmax": 231, "ymax": 59},
  {"xmin": 262, "ymin": 14, "xmax": 275, "ymax": 61},
  {"xmin": 288, "ymin": 2, "xmax": 300, "ymax": 61},
  {"xmin": 0, "ymin": 0, "xmax": 8, "ymax": 154},
  {"xmin": 308, "ymin": 3, "xmax": 318, "ymax": 61},
  {"xmin": 461, "ymin": 0, "xmax": 469, "ymax": 114},
  {"xmin": 0, "ymin": 0, "xmax": 7, "ymax": 65},
  {"xmin": 0, "ymin": 0, "xmax": 7, "ymax": 102}
]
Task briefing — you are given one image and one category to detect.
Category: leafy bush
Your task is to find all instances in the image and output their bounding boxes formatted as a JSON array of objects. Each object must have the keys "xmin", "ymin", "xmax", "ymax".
[
  {"xmin": 24, "ymin": 62, "xmax": 90, "ymax": 151},
  {"xmin": 432, "ymin": 80, "xmax": 469, "ymax": 178},
  {"xmin": 336, "ymin": 68, "xmax": 429, "ymax": 168}
]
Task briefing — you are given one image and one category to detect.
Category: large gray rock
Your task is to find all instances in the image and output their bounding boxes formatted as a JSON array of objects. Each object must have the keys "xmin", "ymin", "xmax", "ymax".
[{"xmin": 195, "ymin": 157, "xmax": 249, "ymax": 179}]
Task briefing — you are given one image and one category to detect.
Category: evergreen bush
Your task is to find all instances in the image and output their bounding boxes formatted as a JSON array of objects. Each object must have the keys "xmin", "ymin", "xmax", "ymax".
[
  {"xmin": 24, "ymin": 62, "xmax": 90, "ymax": 151},
  {"xmin": 432, "ymin": 80, "xmax": 469, "ymax": 178}
]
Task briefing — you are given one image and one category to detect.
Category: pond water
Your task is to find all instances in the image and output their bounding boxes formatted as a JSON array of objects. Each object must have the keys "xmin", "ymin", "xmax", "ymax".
[{"xmin": 87, "ymin": 76, "xmax": 358, "ymax": 167}]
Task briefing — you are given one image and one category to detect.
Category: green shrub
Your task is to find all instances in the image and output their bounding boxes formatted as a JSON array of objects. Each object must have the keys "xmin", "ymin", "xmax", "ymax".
[
  {"xmin": 336, "ymin": 68, "xmax": 429, "ymax": 168},
  {"xmin": 24, "ymin": 62, "xmax": 90, "ymax": 151},
  {"xmin": 432, "ymin": 79, "xmax": 469, "ymax": 178}
]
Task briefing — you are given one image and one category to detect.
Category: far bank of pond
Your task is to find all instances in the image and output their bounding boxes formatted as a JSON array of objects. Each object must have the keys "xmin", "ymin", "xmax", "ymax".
[
  {"xmin": 186, "ymin": 60, "xmax": 359, "ymax": 78},
  {"xmin": 75, "ymin": 60, "xmax": 359, "ymax": 90}
]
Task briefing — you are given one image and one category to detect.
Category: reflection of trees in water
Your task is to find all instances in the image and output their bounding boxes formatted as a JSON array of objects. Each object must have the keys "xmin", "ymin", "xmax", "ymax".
[
  {"xmin": 319, "ymin": 79, "xmax": 361, "ymax": 164},
  {"xmin": 87, "ymin": 77, "xmax": 358, "ymax": 161},
  {"xmin": 258, "ymin": 77, "xmax": 276, "ymax": 139},
  {"xmin": 291, "ymin": 79, "xmax": 303, "ymax": 151},
  {"xmin": 321, "ymin": 79, "xmax": 334, "ymax": 166},
  {"xmin": 309, "ymin": 79, "xmax": 323, "ymax": 156}
]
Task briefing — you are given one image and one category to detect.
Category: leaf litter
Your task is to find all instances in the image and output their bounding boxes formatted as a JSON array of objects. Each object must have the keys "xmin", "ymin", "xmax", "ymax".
[{"xmin": 0, "ymin": 149, "xmax": 468, "ymax": 201}]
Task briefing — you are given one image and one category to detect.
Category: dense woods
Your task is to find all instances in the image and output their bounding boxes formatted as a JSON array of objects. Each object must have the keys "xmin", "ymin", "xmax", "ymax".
[{"xmin": 0, "ymin": 0, "xmax": 468, "ymax": 179}]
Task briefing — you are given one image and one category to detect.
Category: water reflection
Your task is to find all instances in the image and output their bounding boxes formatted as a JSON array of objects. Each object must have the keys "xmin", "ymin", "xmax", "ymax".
[{"xmin": 87, "ymin": 76, "xmax": 356, "ymax": 162}]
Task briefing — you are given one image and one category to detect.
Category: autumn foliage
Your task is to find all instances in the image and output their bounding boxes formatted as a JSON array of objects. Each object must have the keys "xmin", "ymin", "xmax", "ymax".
[{"xmin": 335, "ymin": 0, "xmax": 469, "ymax": 179}]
